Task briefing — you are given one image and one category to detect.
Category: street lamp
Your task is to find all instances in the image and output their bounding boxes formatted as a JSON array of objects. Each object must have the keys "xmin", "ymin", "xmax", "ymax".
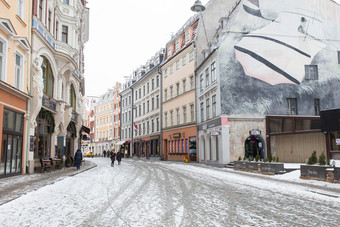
[{"xmin": 191, "ymin": 0, "xmax": 205, "ymax": 12}]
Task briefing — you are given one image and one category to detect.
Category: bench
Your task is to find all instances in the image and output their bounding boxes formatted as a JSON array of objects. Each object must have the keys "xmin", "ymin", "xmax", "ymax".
[{"xmin": 40, "ymin": 159, "xmax": 52, "ymax": 173}]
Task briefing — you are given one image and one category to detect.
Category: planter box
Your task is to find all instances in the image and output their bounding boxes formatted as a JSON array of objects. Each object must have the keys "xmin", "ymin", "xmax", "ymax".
[
  {"xmin": 246, "ymin": 162, "xmax": 259, "ymax": 171},
  {"xmin": 260, "ymin": 163, "xmax": 285, "ymax": 174},
  {"xmin": 234, "ymin": 161, "xmax": 246, "ymax": 169},
  {"xmin": 300, "ymin": 165, "xmax": 328, "ymax": 179},
  {"xmin": 334, "ymin": 167, "xmax": 340, "ymax": 181}
]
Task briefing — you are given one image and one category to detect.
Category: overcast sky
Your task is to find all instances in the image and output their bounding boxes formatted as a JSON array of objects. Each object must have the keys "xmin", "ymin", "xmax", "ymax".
[
  {"xmin": 84, "ymin": 0, "xmax": 340, "ymax": 97},
  {"xmin": 84, "ymin": 0, "xmax": 209, "ymax": 96}
]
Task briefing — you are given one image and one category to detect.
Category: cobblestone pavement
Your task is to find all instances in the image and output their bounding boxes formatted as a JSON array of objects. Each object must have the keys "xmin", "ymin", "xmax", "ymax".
[{"xmin": 0, "ymin": 158, "xmax": 339, "ymax": 227}]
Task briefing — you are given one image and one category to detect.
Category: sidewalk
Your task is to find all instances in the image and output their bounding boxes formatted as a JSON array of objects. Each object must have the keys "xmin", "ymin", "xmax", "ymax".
[{"xmin": 0, "ymin": 159, "xmax": 97, "ymax": 205}]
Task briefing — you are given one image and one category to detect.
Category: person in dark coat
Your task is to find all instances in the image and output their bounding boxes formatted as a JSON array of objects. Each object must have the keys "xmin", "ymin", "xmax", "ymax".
[
  {"xmin": 74, "ymin": 149, "xmax": 83, "ymax": 170},
  {"xmin": 110, "ymin": 149, "xmax": 116, "ymax": 167},
  {"xmin": 116, "ymin": 149, "xmax": 122, "ymax": 165},
  {"xmin": 103, "ymin": 150, "xmax": 107, "ymax": 158}
]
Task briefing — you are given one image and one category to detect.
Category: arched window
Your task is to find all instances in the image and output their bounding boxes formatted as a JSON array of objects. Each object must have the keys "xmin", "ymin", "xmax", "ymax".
[
  {"xmin": 41, "ymin": 56, "xmax": 54, "ymax": 97},
  {"xmin": 70, "ymin": 83, "xmax": 76, "ymax": 111}
]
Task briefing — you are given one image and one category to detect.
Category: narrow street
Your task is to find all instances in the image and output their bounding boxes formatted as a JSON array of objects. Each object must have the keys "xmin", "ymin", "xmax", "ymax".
[{"xmin": 0, "ymin": 158, "xmax": 340, "ymax": 227}]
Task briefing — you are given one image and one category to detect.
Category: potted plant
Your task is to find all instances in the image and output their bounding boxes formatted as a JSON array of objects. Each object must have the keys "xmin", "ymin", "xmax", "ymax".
[
  {"xmin": 234, "ymin": 156, "xmax": 246, "ymax": 169},
  {"xmin": 300, "ymin": 151, "xmax": 330, "ymax": 180}
]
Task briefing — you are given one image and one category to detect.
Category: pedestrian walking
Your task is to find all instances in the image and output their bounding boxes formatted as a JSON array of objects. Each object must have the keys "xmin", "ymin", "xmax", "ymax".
[
  {"xmin": 116, "ymin": 148, "xmax": 122, "ymax": 165},
  {"xmin": 110, "ymin": 149, "xmax": 116, "ymax": 167},
  {"xmin": 74, "ymin": 149, "xmax": 83, "ymax": 170},
  {"xmin": 103, "ymin": 150, "xmax": 106, "ymax": 158}
]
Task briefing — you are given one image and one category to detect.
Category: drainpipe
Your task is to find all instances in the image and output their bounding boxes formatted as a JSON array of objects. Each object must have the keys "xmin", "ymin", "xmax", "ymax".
[
  {"xmin": 130, "ymin": 87, "xmax": 134, "ymax": 158},
  {"xmin": 158, "ymin": 65, "xmax": 163, "ymax": 160},
  {"xmin": 26, "ymin": 0, "xmax": 32, "ymax": 173}
]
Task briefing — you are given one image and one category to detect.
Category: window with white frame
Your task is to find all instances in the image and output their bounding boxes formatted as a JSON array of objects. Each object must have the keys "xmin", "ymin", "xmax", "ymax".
[
  {"xmin": 182, "ymin": 79, "xmax": 186, "ymax": 93},
  {"xmin": 63, "ymin": 0, "xmax": 69, "ymax": 4},
  {"xmin": 170, "ymin": 86, "xmax": 173, "ymax": 98},
  {"xmin": 206, "ymin": 98, "xmax": 210, "ymax": 120},
  {"xmin": 164, "ymin": 89, "xmax": 168, "ymax": 101},
  {"xmin": 190, "ymin": 104, "xmax": 194, "ymax": 122},
  {"xmin": 157, "ymin": 118, "xmax": 159, "ymax": 131},
  {"xmin": 17, "ymin": 0, "xmax": 25, "ymax": 20},
  {"xmin": 0, "ymin": 40, "xmax": 6, "ymax": 81},
  {"xmin": 200, "ymin": 102, "xmax": 204, "ymax": 122},
  {"xmin": 39, "ymin": 0, "xmax": 43, "ymax": 20},
  {"xmin": 62, "ymin": 25, "xmax": 68, "ymax": 43},
  {"xmin": 189, "ymin": 51, "xmax": 194, "ymax": 62},
  {"xmin": 212, "ymin": 95, "xmax": 217, "ymax": 117},
  {"xmin": 165, "ymin": 112, "xmax": 168, "ymax": 127},
  {"xmin": 170, "ymin": 111, "xmax": 174, "ymax": 126},
  {"xmin": 199, "ymin": 74, "xmax": 203, "ymax": 92},
  {"xmin": 183, "ymin": 106, "xmax": 187, "ymax": 123},
  {"xmin": 167, "ymin": 47, "xmax": 171, "ymax": 58},
  {"xmin": 164, "ymin": 69, "xmax": 168, "ymax": 77},
  {"xmin": 156, "ymin": 95, "xmax": 159, "ymax": 108},
  {"xmin": 176, "ymin": 60, "xmax": 180, "ymax": 70},
  {"xmin": 190, "ymin": 76, "xmax": 194, "ymax": 90},
  {"xmin": 176, "ymin": 83, "xmax": 179, "ymax": 96},
  {"xmin": 205, "ymin": 68, "xmax": 210, "ymax": 88},
  {"xmin": 156, "ymin": 75, "xmax": 159, "ymax": 87},
  {"xmin": 170, "ymin": 65, "xmax": 174, "ymax": 74},
  {"xmin": 182, "ymin": 56, "xmax": 186, "ymax": 66},
  {"xmin": 176, "ymin": 108, "xmax": 180, "ymax": 124},
  {"xmin": 211, "ymin": 61, "xmax": 216, "ymax": 82},
  {"xmin": 15, "ymin": 53, "xmax": 23, "ymax": 90},
  {"xmin": 185, "ymin": 30, "xmax": 190, "ymax": 43},
  {"xmin": 287, "ymin": 98, "xmax": 297, "ymax": 115},
  {"xmin": 176, "ymin": 39, "xmax": 180, "ymax": 51},
  {"xmin": 48, "ymin": 10, "xmax": 52, "ymax": 32}
]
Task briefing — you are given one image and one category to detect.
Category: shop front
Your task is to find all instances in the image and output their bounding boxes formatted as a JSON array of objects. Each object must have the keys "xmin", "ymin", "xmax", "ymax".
[
  {"xmin": 162, "ymin": 126, "xmax": 197, "ymax": 161},
  {"xmin": 320, "ymin": 109, "xmax": 340, "ymax": 160}
]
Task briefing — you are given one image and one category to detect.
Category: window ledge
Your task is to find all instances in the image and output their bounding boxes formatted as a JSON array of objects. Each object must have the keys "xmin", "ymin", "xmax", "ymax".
[
  {"xmin": 16, "ymin": 15, "xmax": 27, "ymax": 27},
  {"xmin": 1, "ymin": 0, "xmax": 10, "ymax": 9}
]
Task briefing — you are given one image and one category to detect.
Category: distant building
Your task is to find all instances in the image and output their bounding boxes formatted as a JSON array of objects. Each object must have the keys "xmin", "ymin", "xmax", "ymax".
[
  {"xmin": 82, "ymin": 96, "xmax": 99, "ymax": 154},
  {"xmin": 130, "ymin": 50, "xmax": 164, "ymax": 158}
]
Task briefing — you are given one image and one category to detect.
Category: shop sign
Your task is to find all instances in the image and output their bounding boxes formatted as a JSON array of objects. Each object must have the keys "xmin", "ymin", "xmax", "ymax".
[
  {"xmin": 336, "ymin": 138, "xmax": 340, "ymax": 145},
  {"xmin": 173, "ymin": 133, "xmax": 181, "ymax": 139},
  {"xmin": 250, "ymin": 129, "xmax": 261, "ymax": 136},
  {"xmin": 42, "ymin": 95, "xmax": 56, "ymax": 112},
  {"xmin": 210, "ymin": 131, "xmax": 220, "ymax": 136}
]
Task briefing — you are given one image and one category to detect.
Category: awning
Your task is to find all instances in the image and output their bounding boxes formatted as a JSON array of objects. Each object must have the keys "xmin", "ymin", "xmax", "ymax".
[
  {"xmin": 81, "ymin": 125, "xmax": 90, "ymax": 134},
  {"xmin": 116, "ymin": 140, "xmax": 126, "ymax": 146}
]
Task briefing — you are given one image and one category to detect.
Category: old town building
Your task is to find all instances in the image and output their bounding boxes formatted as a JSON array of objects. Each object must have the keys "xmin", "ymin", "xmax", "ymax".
[
  {"xmin": 161, "ymin": 16, "xmax": 199, "ymax": 162},
  {"xmin": 131, "ymin": 50, "xmax": 164, "ymax": 158},
  {"xmin": 195, "ymin": 0, "xmax": 340, "ymax": 164},
  {"xmin": 81, "ymin": 96, "xmax": 98, "ymax": 154},
  {"xmin": 0, "ymin": 0, "xmax": 32, "ymax": 177},
  {"xmin": 94, "ymin": 82, "xmax": 121, "ymax": 155},
  {"xmin": 29, "ymin": 0, "xmax": 89, "ymax": 172}
]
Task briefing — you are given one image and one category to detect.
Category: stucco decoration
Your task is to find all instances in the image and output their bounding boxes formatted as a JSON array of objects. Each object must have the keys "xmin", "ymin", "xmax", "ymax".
[
  {"xmin": 219, "ymin": 0, "xmax": 340, "ymax": 116},
  {"xmin": 54, "ymin": 102, "xmax": 65, "ymax": 135},
  {"xmin": 30, "ymin": 56, "xmax": 44, "ymax": 134}
]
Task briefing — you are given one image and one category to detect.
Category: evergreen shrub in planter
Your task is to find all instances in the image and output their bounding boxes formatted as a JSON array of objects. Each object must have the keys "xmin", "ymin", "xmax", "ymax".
[{"xmin": 301, "ymin": 152, "xmax": 332, "ymax": 180}]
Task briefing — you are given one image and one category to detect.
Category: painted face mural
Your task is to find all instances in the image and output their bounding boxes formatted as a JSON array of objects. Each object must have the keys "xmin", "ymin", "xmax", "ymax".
[{"xmin": 235, "ymin": 0, "xmax": 327, "ymax": 85}]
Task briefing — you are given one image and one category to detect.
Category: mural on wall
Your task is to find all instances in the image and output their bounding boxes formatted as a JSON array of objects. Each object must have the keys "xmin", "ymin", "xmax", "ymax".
[{"xmin": 220, "ymin": 0, "xmax": 340, "ymax": 115}]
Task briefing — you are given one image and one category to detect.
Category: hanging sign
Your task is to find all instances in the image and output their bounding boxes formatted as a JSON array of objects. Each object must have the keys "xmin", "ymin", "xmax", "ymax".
[{"xmin": 336, "ymin": 138, "xmax": 340, "ymax": 145}]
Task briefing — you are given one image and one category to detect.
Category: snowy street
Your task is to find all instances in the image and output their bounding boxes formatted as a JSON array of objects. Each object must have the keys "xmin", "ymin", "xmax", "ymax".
[{"xmin": 1, "ymin": 158, "xmax": 340, "ymax": 227}]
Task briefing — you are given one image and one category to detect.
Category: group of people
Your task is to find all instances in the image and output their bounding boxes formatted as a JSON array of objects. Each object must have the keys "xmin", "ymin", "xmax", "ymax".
[{"xmin": 110, "ymin": 149, "xmax": 122, "ymax": 167}]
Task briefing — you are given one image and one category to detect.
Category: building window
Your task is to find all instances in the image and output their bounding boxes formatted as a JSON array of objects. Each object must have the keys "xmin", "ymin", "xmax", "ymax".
[
  {"xmin": 156, "ymin": 95, "xmax": 159, "ymax": 108},
  {"xmin": 182, "ymin": 56, "xmax": 187, "ymax": 66},
  {"xmin": 211, "ymin": 61, "xmax": 216, "ymax": 82},
  {"xmin": 200, "ymin": 74, "xmax": 203, "ymax": 92},
  {"xmin": 151, "ymin": 120, "xmax": 154, "ymax": 133},
  {"xmin": 176, "ymin": 60, "xmax": 180, "ymax": 70},
  {"xmin": 205, "ymin": 68, "xmax": 210, "ymax": 88},
  {"xmin": 147, "ymin": 100, "xmax": 149, "ymax": 113},
  {"xmin": 212, "ymin": 95, "xmax": 216, "ymax": 117},
  {"xmin": 170, "ymin": 65, "xmax": 174, "ymax": 74},
  {"xmin": 200, "ymin": 102, "xmax": 204, "ymax": 122},
  {"xmin": 176, "ymin": 109, "xmax": 180, "ymax": 124},
  {"xmin": 139, "ymin": 105, "xmax": 141, "ymax": 117},
  {"xmin": 48, "ymin": 10, "xmax": 52, "ymax": 31},
  {"xmin": 143, "ymin": 103, "xmax": 145, "ymax": 115},
  {"xmin": 190, "ymin": 104, "xmax": 194, "ymax": 122},
  {"xmin": 175, "ymin": 39, "xmax": 180, "ymax": 51},
  {"xmin": 164, "ymin": 69, "xmax": 168, "ymax": 77},
  {"xmin": 0, "ymin": 40, "xmax": 6, "ymax": 81},
  {"xmin": 152, "ymin": 98, "xmax": 155, "ymax": 110},
  {"xmin": 147, "ymin": 121, "xmax": 150, "ymax": 134},
  {"xmin": 206, "ymin": 98, "xmax": 210, "ymax": 120},
  {"xmin": 182, "ymin": 79, "xmax": 186, "ymax": 93},
  {"xmin": 41, "ymin": 56, "xmax": 54, "ymax": 97},
  {"xmin": 190, "ymin": 76, "xmax": 194, "ymax": 90},
  {"xmin": 170, "ymin": 111, "xmax": 174, "ymax": 126},
  {"xmin": 157, "ymin": 118, "xmax": 159, "ymax": 131},
  {"xmin": 338, "ymin": 51, "xmax": 340, "ymax": 64},
  {"xmin": 165, "ymin": 112, "xmax": 168, "ymax": 127},
  {"xmin": 183, "ymin": 106, "xmax": 187, "ymax": 123},
  {"xmin": 63, "ymin": 0, "xmax": 69, "ymax": 4},
  {"xmin": 156, "ymin": 75, "xmax": 159, "ymax": 87},
  {"xmin": 143, "ymin": 85, "xmax": 145, "ymax": 97},
  {"xmin": 152, "ymin": 79, "xmax": 155, "ymax": 90},
  {"xmin": 287, "ymin": 98, "xmax": 297, "ymax": 115},
  {"xmin": 39, "ymin": 0, "xmax": 43, "ymax": 20},
  {"xmin": 15, "ymin": 53, "xmax": 23, "ymax": 90},
  {"xmin": 17, "ymin": 0, "xmax": 24, "ymax": 19},
  {"xmin": 305, "ymin": 65, "xmax": 318, "ymax": 80},
  {"xmin": 176, "ymin": 83, "xmax": 180, "ymax": 96},
  {"xmin": 70, "ymin": 84, "xmax": 76, "ymax": 111},
  {"xmin": 62, "ymin": 25, "xmax": 68, "ymax": 43},
  {"xmin": 170, "ymin": 86, "xmax": 173, "ymax": 99},
  {"xmin": 139, "ymin": 88, "xmax": 141, "ymax": 99},
  {"xmin": 314, "ymin": 99, "xmax": 320, "ymax": 116},
  {"xmin": 185, "ymin": 30, "xmax": 190, "ymax": 43},
  {"xmin": 135, "ymin": 91, "xmax": 138, "ymax": 101},
  {"xmin": 189, "ymin": 51, "xmax": 194, "ymax": 62},
  {"xmin": 164, "ymin": 89, "xmax": 168, "ymax": 101}
]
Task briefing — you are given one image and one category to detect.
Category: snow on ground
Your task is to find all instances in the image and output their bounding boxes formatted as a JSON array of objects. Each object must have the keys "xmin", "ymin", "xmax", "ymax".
[{"xmin": 0, "ymin": 158, "xmax": 339, "ymax": 227}]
